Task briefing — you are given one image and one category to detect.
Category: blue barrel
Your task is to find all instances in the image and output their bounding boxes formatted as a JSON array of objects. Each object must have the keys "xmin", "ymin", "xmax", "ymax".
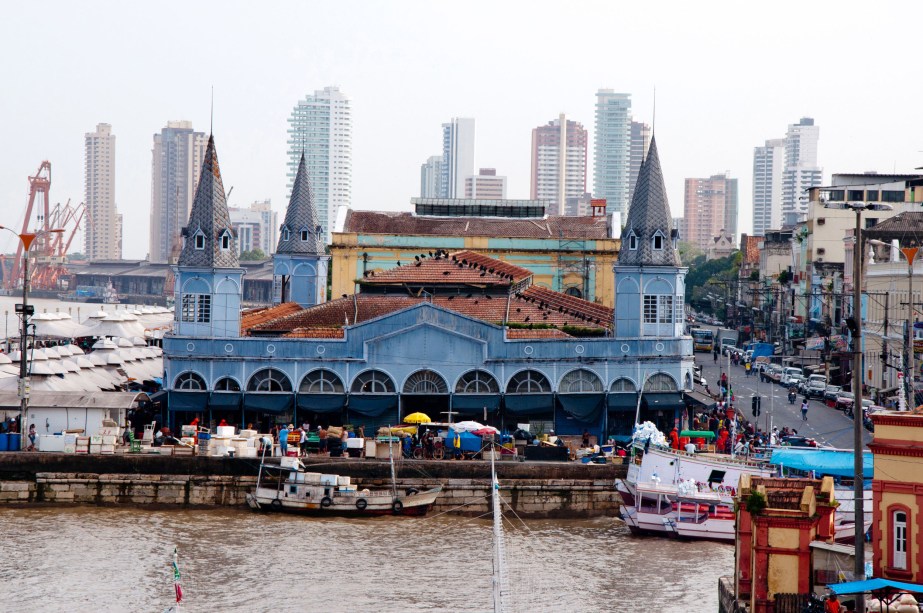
[
  {"xmin": 0, "ymin": 433, "xmax": 8, "ymax": 452},
  {"xmin": 7, "ymin": 434, "xmax": 20, "ymax": 451},
  {"xmin": 198, "ymin": 432, "xmax": 211, "ymax": 440}
]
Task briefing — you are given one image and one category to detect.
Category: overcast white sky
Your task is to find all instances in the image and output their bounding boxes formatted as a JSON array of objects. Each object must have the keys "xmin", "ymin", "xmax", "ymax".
[{"xmin": 1, "ymin": 0, "xmax": 922, "ymax": 259}]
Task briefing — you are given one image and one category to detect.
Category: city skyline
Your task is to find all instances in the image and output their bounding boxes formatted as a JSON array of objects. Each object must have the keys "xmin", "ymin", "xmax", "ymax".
[{"xmin": 2, "ymin": 2, "xmax": 922, "ymax": 259}]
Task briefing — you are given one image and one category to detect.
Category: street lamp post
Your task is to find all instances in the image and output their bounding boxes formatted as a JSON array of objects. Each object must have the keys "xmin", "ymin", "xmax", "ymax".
[
  {"xmin": 823, "ymin": 200, "xmax": 893, "ymax": 612},
  {"xmin": 0, "ymin": 226, "xmax": 64, "ymax": 450}
]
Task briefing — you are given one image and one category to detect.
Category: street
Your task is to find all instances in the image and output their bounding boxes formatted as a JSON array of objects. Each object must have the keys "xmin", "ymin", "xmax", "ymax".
[{"xmin": 694, "ymin": 354, "xmax": 872, "ymax": 450}]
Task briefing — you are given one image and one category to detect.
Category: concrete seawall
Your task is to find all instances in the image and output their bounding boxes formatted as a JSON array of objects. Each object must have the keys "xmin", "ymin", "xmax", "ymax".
[{"xmin": 0, "ymin": 453, "xmax": 626, "ymax": 518}]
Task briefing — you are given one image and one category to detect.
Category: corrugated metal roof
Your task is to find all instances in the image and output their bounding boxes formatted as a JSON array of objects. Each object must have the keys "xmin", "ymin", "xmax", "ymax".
[{"xmin": 0, "ymin": 391, "xmax": 149, "ymax": 409}]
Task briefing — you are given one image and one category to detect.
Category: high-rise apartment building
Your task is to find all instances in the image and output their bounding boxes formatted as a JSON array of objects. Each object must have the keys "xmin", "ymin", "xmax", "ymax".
[
  {"xmin": 464, "ymin": 168, "xmax": 507, "ymax": 199},
  {"xmin": 629, "ymin": 121, "xmax": 652, "ymax": 205},
  {"xmin": 682, "ymin": 173, "xmax": 739, "ymax": 252},
  {"xmin": 593, "ymin": 90, "xmax": 632, "ymax": 217},
  {"xmin": 752, "ymin": 138, "xmax": 785, "ymax": 235},
  {"xmin": 440, "ymin": 118, "xmax": 475, "ymax": 198},
  {"xmin": 287, "ymin": 86, "xmax": 352, "ymax": 244},
  {"xmin": 84, "ymin": 123, "xmax": 120, "ymax": 261},
  {"xmin": 781, "ymin": 117, "xmax": 822, "ymax": 225},
  {"xmin": 420, "ymin": 155, "xmax": 443, "ymax": 198},
  {"xmin": 228, "ymin": 199, "xmax": 278, "ymax": 256},
  {"xmin": 149, "ymin": 120, "xmax": 207, "ymax": 264},
  {"xmin": 530, "ymin": 114, "xmax": 588, "ymax": 216}
]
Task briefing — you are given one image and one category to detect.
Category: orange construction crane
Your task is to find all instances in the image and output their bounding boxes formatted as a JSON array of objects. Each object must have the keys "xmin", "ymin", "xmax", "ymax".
[{"xmin": 4, "ymin": 162, "xmax": 84, "ymax": 292}]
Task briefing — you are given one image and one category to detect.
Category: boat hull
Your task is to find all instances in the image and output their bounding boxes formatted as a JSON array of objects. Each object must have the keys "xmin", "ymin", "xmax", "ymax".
[{"xmin": 246, "ymin": 485, "xmax": 442, "ymax": 517}]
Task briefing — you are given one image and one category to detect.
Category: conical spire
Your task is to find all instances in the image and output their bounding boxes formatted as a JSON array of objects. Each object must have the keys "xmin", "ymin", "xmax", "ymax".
[
  {"xmin": 618, "ymin": 135, "xmax": 681, "ymax": 266},
  {"xmin": 276, "ymin": 152, "xmax": 324, "ymax": 255},
  {"xmin": 178, "ymin": 135, "xmax": 239, "ymax": 268}
]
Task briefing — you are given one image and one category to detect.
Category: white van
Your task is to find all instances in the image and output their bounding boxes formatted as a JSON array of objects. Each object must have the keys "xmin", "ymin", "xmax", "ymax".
[{"xmin": 780, "ymin": 367, "xmax": 804, "ymax": 386}]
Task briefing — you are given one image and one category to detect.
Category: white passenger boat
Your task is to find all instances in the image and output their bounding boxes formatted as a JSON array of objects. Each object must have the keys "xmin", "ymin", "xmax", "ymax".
[{"xmin": 246, "ymin": 441, "xmax": 442, "ymax": 516}]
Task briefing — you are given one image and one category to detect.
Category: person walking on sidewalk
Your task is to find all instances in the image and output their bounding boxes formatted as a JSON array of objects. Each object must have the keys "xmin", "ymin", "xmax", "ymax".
[{"xmin": 801, "ymin": 399, "xmax": 809, "ymax": 421}]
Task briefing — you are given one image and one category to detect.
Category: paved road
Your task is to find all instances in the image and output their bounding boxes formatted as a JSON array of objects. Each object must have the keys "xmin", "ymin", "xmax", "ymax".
[{"xmin": 694, "ymin": 354, "xmax": 872, "ymax": 450}]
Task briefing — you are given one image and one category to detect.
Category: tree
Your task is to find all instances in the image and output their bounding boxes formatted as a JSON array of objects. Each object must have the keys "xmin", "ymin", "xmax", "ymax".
[
  {"xmin": 678, "ymin": 241, "xmax": 704, "ymax": 264},
  {"xmin": 239, "ymin": 249, "xmax": 267, "ymax": 261}
]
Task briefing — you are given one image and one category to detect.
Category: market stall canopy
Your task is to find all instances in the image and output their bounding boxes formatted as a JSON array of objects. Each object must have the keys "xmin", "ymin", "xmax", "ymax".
[
  {"xmin": 827, "ymin": 577, "xmax": 923, "ymax": 595},
  {"xmin": 0, "ymin": 390, "xmax": 150, "ymax": 409},
  {"xmin": 453, "ymin": 420, "xmax": 486, "ymax": 432},
  {"xmin": 403, "ymin": 412, "xmax": 432, "ymax": 424},
  {"xmin": 770, "ymin": 448, "xmax": 873, "ymax": 479}
]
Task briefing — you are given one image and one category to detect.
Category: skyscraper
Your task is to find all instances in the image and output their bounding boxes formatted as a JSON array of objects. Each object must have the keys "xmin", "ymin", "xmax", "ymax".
[
  {"xmin": 420, "ymin": 155, "xmax": 443, "ymax": 198},
  {"xmin": 530, "ymin": 114, "xmax": 588, "ymax": 215},
  {"xmin": 228, "ymin": 200, "xmax": 278, "ymax": 256},
  {"xmin": 682, "ymin": 173, "xmax": 739, "ymax": 252},
  {"xmin": 752, "ymin": 138, "xmax": 785, "ymax": 235},
  {"xmin": 593, "ymin": 90, "xmax": 632, "ymax": 217},
  {"xmin": 84, "ymin": 123, "xmax": 120, "ymax": 261},
  {"xmin": 629, "ymin": 120, "xmax": 652, "ymax": 205},
  {"xmin": 440, "ymin": 117, "xmax": 475, "ymax": 198},
  {"xmin": 781, "ymin": 117, "xmax": 822, "ymax": 225},
  {"xmin": 149, "ymin": 120, "xmax": 207, "ymax": 264},
  {"xmin": 465, "ymin": 168, "xmax": 507, "ymax": 199},
  {"xmin": 287, "ymin": 86, "xmax": 352, "ymax": 244}
]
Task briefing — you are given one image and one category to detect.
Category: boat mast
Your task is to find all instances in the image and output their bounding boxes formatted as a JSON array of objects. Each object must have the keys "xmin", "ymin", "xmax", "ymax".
[
  {"xmin": 632, "ymin": 371, "xmax": 650, "ymax": 429},
  {"xmin": 388, "ymin": 426, "xmax": 397, "ymax": 501},
  {"xmin": 491, "ymin": 449, "xmax": 506, "ymax": 613}
]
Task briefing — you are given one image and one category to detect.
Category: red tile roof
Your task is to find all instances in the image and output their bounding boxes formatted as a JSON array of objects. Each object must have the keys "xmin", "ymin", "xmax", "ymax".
[
  {"xmin": 247, "ymin": 250, "xmax": 613, "ymax": 337},
  {"xmin": 283, "ymin": 327, "xmax": 346, "ymax": 339},
  {"xmin": 241, "ymin": 302, "xmax": 303, "ymax": 333},
  {"xmin": 342, "ymin": 210, "xmax": 611, "ymax": 240}
]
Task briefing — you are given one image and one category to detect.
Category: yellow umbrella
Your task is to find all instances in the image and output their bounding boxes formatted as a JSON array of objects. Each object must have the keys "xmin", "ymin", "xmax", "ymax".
[{"xmin": 403, "ymin": 412, "xmax": 432, "ymax": 424}]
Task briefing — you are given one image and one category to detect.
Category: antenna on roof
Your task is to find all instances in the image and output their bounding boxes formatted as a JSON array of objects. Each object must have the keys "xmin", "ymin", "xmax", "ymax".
[{"xmin": 210, "ymin": 85, "xmax": 214, "ymax": 135}]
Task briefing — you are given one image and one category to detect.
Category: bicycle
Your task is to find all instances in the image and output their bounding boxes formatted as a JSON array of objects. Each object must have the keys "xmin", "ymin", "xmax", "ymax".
[{"xmin": 412, "ymin": 440, "xmax": 445, "ymax": 460}]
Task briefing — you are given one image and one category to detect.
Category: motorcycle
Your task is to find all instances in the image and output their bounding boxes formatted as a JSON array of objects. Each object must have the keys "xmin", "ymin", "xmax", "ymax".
[{"xmin": 787, "ymin": 390, "xmax": 797, "ymax": 405}]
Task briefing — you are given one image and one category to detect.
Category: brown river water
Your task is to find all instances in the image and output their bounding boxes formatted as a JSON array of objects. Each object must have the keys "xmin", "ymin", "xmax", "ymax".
[{"xmin": 0, "ymin": 506, "xmax": 731, "ymax": 612}]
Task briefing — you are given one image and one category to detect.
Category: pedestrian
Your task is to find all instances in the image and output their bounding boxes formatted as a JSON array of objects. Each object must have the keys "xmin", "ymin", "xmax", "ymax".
[
  {"xmin": 299, "ymin": 427, "xmax": 307, "ymax": 457},
  {"xmin": 318, "ymin": 426, "xmax": 328, "ymax": 454},
  {"xmin": 745, "ymin": 362, "xmax": 752, "ymax": 377},
  {"xmin": 713, "ymin": 350, "xmax": 718, "ymax": 364},
  {"xmin": 27, "ymin": 423, "xmax": 36, "ymax": 451},
  {"xmin": 279, "ymin": 423, "xmax": 290, "ymax": 456},
  {"xmin": 801, "ymin": 399, "xmax": 809, "ymax": 422},
  {"xmin": 824, "ymin": 593, "xmax": 841, "ymax": 613},
  {"xmin": 582, "ymin": 429, "xmax": 590, "ymax": 448}
]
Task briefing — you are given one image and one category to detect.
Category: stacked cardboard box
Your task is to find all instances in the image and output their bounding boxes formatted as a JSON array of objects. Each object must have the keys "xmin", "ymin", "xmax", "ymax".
[{"xmin": 76, "ymin": 437, "xmax": 90, "ymax": 454}]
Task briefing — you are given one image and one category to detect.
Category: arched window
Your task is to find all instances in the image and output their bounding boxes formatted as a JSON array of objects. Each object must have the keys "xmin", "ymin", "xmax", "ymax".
[
  {"xmin": 350, "ymin": 370, "xmax": 395, "ymax": 394},
  {"xmin": 214, "ymin": 377, "xmax": 241, "ymax": 392},
  {"xmin": 456, "ymin": 370, "xmax": 500, "ymax": 394},
  {"xmin": 506, "ymin": 370, "xmax": 551, "ymax": 394},
  {"xmin": 565, "ymin": 286, "xmax": 583, "ymax": 299},
  {"xmin": 403, "ymin": 370, "xmax": 448, "ymax": 394},
  {"xmin": 247, "ymin": 368, "xmax": 292, "ymax": 392},
  {"xmin": 300, "ymin": 369, "xmax": 345, "ymax": 393},
  {"xmin": 559, "ymin": 369, "xmax": 603, "ymax": 393},
  {"xmin": 644, "ymin": 373, "xmax": 678, "ymax": 392},
  {"xmin": 610, "ymin": 378, "xmax": 637, "ymax": 392},
  {"xmin": 174, "ymin": 372, "xmax": 206, "ymax": 390},
  {"xmin": 893, "ymin": 509, "xmax": 908, "ymax": 570}
]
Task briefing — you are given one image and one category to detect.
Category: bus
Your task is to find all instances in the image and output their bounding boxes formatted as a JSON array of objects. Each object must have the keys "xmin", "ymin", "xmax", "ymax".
[{"xmin": 692, "ymin": 328, "xmax": 715, "ymax": 353}]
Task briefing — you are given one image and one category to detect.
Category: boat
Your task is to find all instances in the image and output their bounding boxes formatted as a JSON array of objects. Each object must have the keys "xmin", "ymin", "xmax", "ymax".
[
  {"xmin": 246, "ymin": 439, "xmax": 442, "ymax": 516},
  {"xmin": 59, "ymin": 281, "xmax": 120, "ymax": 304},
  {"xmin": 617, "ymin": 425, "xmax": 871, "ymax": 542}
]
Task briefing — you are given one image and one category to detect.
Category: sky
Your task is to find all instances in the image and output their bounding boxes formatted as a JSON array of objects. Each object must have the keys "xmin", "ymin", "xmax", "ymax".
[{"xmin": 1, "ymin": 0, "xmax": 922, "ymax": 260}]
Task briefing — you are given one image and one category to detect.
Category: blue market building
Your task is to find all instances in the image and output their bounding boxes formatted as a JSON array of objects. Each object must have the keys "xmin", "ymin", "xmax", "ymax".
[{"xmin": 161, "ymin": 134, "xmax": 694, "ymax": 441}]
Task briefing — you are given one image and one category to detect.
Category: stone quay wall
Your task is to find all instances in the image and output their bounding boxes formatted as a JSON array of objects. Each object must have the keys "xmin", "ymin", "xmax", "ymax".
[{"xmin": 0, "ymin": 454, "xmax": 626, "ymax": 518}]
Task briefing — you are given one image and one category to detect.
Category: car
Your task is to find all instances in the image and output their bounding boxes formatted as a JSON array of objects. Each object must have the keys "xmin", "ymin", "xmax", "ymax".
[
  {"xmin": 779, "ymin": 435, "xmax": 818, "ymax": 448},
  {"xmin": 780, "ymin": 367, "xmax": 805, "ymax": 386},
  {"xmin": 823, "ymin": 385, "xmax": 843, "ymax": 404},
  {"xmin": 804, "ymin": 375, "xmax": 828, "ymax": 399},
  {"xmin": 836, "ymin": 392, "xmax": 874, "ymax": 416}
]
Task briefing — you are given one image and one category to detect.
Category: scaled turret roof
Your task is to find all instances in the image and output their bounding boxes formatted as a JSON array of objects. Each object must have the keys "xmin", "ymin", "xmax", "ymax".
[
  {"xmin": 618, "ymin": 135, "xmax": 681, "ymax": 267},
  {"xmin": 178, "ymin": 135, "xmax": 239, "ymax": 268},
  {"xmin": 276, "ymin": 153, "xmax": 325, "ymax": 255}
]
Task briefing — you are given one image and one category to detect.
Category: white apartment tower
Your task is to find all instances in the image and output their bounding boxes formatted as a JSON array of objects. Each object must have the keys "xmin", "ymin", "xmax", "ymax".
[
  {"xmin": 465, "ymin": 168, "xmax": 507, "ymax": 199},
  {"xmin": 420, "ymin": 155, "xmax": 443, "ymax": 198},
  {"xmin": 530, "ymin": 114, "xmax": 588, "ymax": 215},
  {"xmin": 287, "ymin": 86, "xmax": 352, "ymax": 244},
  {"xmin": 752, "ymin": 138, "xmax": 785, "ymax": 235},
  {"xmin": 84, "ymin": 123, "xmax": 120, "ymax": 261},
  {"xmin": 629, "ymin": 121, "xmax": 652, "ymax": 205},
  {"xmin": 440, "ymin": 117, "xmax": 475, "ymax": 198},
  {"xmin": 593, "ymin": 90, "xmax": 632, "ymax": 217},
  {"xmin": 149, "ymin": 120, "xmax": 207, "ymax": 264},
  {"xmin": 781, "ymin": 117, "xmax": 822, "ymax": 225}
]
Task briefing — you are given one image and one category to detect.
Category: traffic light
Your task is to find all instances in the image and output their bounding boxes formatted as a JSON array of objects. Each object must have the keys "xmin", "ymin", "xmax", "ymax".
[{"xmin": 751, "ymin": 395, "xmax": 761, "ymax": 417}]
